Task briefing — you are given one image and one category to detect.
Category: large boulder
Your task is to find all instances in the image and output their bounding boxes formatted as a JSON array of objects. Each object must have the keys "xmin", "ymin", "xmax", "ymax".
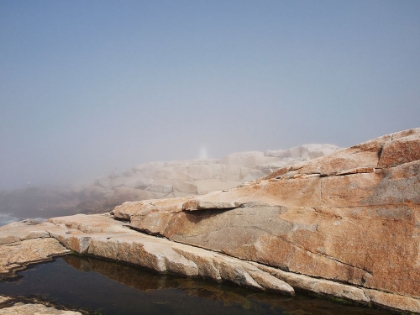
[{"xmin": 112, "ymin": 128, "xmax": 420, "ymax": 311}]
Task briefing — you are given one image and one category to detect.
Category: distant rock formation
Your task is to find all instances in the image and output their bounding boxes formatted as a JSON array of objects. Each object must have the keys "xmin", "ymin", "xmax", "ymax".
[
  {"xmin": 0, "ymin": 144, "xmax": 340, "ymax": 223},
  {"xmin": 77, "ymin": 143, "xmax": 340, "ymax": 212}
]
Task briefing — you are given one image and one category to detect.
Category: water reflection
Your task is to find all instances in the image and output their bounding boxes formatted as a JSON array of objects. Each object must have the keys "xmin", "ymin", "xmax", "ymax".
[{"xmin": 0, "ymin": 256, "xmax": 395, "ymax": 315}]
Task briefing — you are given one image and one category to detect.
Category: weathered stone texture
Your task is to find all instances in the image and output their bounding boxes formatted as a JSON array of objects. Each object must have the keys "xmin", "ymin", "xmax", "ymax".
[
  {"xmin": 0, "ymin": 220, "xmax": 70, "ymax": 275},
  {"xmin": 47, "ymin": 214, "xmax": 294, "ymax": 295},
  {"xmin": 2, "ymin": 211, "xmax": 413, "ymax": 312},
  {"xmin": 0, "ymin": 297, "xmax": 82, "ymax": 315},
  {"xmin": 113, "ymin": 128, "xmax": 420, "ymax": 309}
]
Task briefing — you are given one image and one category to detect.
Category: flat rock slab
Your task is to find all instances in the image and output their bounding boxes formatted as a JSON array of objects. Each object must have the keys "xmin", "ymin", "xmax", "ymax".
[
  {"xmin": 49, "ymin": 213, "xmax": 420, "ymax": 313},
  {"xmin": 0, "ymin": 212, "xmax": 419, "ymax": 312},
  {"xmin": 0, "ymin": 220, "xmax": 70, "ymax": 276},
  {"xmin": 48, "ymin": 214, "xmax": 294, "ymax": 295},
  {"xmin": 0, "ymin": 304, "xmax": 81, "ymax": 315},
  {"xmin": 0, "ymin": 296, "xmax": 82, "ymax": 315}
]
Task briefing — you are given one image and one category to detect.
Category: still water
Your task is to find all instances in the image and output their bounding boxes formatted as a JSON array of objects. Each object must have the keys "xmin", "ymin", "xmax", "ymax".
[{"xmin": 0, "ymin": 255, "xmax": 394, "ymax": 315}]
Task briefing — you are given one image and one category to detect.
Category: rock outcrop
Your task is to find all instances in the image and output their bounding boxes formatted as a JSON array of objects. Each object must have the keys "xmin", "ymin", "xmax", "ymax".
[
  {"xmin": 0, "ymin": 129, "xmax": 419, "ymax": 313},
  {"xmin": 0, "ymin": 215, "xmax": 293, "ymax": 294},
  {"xmin": 111, "ymin": 128, "xmax": 420, "ymax": 313},
  {"xmin": 2, "ymin": 214, "xmax": 416, "ymax": 312},
  {"xmin": 0, "ymin": 220, "xmax": 70, "ymax": 276},
  {"xmin": 0, "ymin": 296, "xmax": 82, "ymax": 315}
]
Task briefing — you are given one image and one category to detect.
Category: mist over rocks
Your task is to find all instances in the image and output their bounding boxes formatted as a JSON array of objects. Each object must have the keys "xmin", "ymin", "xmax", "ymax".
[
  {"xmin": 0, "ymin": 144, "xmax": 340, "ymax": 223},
  {"xmin": 0, "ymin": 187, "xmax": 81, "ymax": 225},
  {"xmin": 80, "ymin": 143, "xmax": 340, "ymax": 211}
]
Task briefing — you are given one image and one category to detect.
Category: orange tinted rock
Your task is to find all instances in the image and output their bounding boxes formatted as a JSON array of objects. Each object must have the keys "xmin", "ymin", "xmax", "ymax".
[
  {"xmin": 0, "ymin": 220, "xmax": 70, "ymax": 275},
  {"xmin": 0, "ymin": 238, "xmax": 69, "ymax": 275},
  {"xmin": 113, "ymin": 128, "xmax": 420, "ymax": 308},
  {"xmin": 378, "ymin": 133, "xmax": 420, "ymax": 167}
]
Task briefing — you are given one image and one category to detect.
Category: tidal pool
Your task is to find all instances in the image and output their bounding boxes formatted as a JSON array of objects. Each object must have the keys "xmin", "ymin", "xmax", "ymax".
[{"xmin": 0, "ymin": 255, "xmax": 394, "ymax": 315}]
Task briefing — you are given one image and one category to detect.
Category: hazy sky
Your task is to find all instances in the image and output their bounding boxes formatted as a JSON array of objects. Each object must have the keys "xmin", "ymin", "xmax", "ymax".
[{"xmin": 1, "ymin": 1, "xmax": 419, "ymax": 190}]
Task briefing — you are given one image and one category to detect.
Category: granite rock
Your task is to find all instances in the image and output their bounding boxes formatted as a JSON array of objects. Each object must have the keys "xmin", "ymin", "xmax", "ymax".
[
  {"xmin": 0, "ymin": 220, "xmax": 70, "ymax": 276},
  {"xmin": 0, "ymin": 296, "xmax": 82, "ymax": 315},
  {"xmin": 112, "ymin": 128, "xmax": 420, "ymax": 312},
  {"xmin": 1, "ymin": 129, "xmax": 419, "ymax": 313}
]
